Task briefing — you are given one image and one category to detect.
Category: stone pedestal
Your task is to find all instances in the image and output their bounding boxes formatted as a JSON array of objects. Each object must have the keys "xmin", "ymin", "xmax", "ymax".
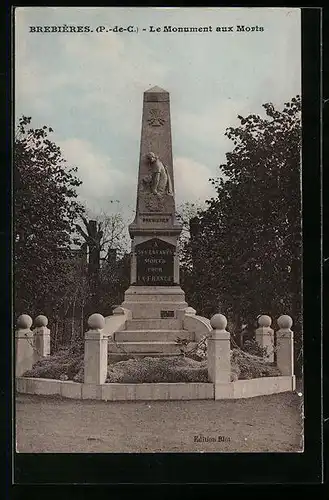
[
  {"xmin": 255, "ymin": 315, "xmax": 274, "ymax": 362},
  {"xmin": 276, "ymin": 315, "xmax": 294, "ymax": 376},
  {"xmin": 207, "ymin": 330, "xmax": 231, "ymax": 383},
  {"xmin": 33, "ymin": 326, "xmax": 51, "ymax": 363},
  {"xmin": 122, "ymin": 285, "xmax": 188, "ymax": 320},
  {"xmin": 84, "ymin": 328, "xmax": 108, "ymax": 385},
  {"xmin": 207, "ymin": 315, "xmax": 231, "ymax": 384},
  {"xmin": 15, "ymin": 329, "xmax": 34, "ymax": 377},
  {"xmin": 255, "ymin": 326, "xmax": 274, "ymax": 362},
  {"xmin": 15, "ymin": 315, "xmax": 34, "ymax": 377},
  {"xmin": 276, "ymin": 328, "xmax": 294, "ymax": 376}
]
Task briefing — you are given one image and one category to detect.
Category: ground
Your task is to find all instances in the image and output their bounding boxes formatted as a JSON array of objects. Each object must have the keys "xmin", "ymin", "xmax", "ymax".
[{"xmin": 16, "ymin": 391, "xmax": 303, "ymax": 453}]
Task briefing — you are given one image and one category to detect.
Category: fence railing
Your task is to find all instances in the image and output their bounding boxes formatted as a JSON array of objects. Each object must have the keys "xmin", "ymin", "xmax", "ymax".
[{"xmin": 15, "ymin": 311, "xmax": 294, "ymax": 384}]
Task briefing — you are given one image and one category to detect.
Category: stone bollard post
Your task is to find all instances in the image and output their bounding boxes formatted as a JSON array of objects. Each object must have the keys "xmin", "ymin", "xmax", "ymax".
[
  {"xmin": 33, "ymin": 315, "xmax": 51, "ymax": 364},
  {"xmin": 255, "ymin": 315, "xmax": 274, "ymax": 362},
  {"xmin": 207, "ymin": 314, "xmax": 231, "ymax": 384},
  {"xmin": 84, "ymin": 313, "xmax": 108, "ymax": 385},
  {"xmin": 276, "ymin": 315, "xmax": 294, "ymax": 376},
  {"xmin": 15, "ymin": 314, "xmax": 34, "ymax": 377}
]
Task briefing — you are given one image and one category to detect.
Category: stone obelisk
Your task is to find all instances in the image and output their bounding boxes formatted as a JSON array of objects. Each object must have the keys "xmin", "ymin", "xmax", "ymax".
[{"xmin": 122, "ymin": 86, "xmax": 188, "ymax": 319}]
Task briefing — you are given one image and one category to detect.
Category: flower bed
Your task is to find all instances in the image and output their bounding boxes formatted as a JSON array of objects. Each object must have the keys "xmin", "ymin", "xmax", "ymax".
[{"xmin": 22, "ymin": 345, "xmax": 281, "ymax": 383}]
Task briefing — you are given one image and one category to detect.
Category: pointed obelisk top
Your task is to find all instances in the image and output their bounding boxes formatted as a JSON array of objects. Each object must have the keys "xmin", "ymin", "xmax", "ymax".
[
  {"xmin": 145, "ymin": 85, "xmax": 168, "ymax": 93},
  {"xmin": 144, "ymin": 85, "xmax": 169, "ymax": 102}
]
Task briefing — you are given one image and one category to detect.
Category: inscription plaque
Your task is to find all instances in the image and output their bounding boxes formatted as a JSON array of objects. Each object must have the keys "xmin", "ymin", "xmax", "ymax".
[
  {"xmin": 161, "ymin": 310, "xmax": 175, "ymax": 318},
  {"xmin": 135, "ymin": 238, "xmax": 175, "ymax": 286}
]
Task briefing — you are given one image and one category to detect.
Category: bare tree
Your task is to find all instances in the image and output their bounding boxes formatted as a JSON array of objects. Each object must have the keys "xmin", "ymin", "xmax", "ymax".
[
  {"xmin": 95, "ymin": 211, "xmax": 130, "ymax": 262},
  {"xmin": 176, "ymin": 201, "xmax": 205, "ymax": 266}
]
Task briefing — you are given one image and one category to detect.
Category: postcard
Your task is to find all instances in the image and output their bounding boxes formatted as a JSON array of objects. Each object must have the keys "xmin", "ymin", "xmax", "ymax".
[{"xmin": 14, "ymin": 6, "xmax": 307, "ymax": 465}]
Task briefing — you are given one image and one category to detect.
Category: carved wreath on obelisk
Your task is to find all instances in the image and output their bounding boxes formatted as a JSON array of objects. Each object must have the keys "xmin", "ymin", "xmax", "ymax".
[{"xmin": 141, "ymin": 152, "xmax": 173, "ymax": 212}]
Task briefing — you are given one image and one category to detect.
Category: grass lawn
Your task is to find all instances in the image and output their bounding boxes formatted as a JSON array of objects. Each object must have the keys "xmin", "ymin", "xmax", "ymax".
[{"xmin": 16, "ymin": 391, "xmax": 303, "ymax": 453}]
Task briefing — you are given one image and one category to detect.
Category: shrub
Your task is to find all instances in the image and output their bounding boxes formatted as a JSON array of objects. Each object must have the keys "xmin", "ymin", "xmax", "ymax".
[
  {"xmin": 106, "ymin": 356, "xmax": 209, "ymax": 383},
  {"xmin": 242, "ymin": 339, "xmax": 270, "ymax": 358},
  {"xmin": 23, "ymin": 347, "xmax": 84, "ymax": 380},
  {"xmin": 22, "ymin": 345, "xmax": 281, "ymax": 382},
  {"xmin": 231, "ymin": 349, "xmax": 281, "ymax": 379}
]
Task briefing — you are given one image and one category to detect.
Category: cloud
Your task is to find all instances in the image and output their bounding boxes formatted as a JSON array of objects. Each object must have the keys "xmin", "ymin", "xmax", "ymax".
[
  {"xmin": 57, "ymin": 33, "xmax": 169, "ymax": 134},
  {"xmin": 15, "ymin": 17, "xmax": 169, "ymax": 130},
  {"xmin": 14, "ymin": 7, "xmax": 301, "ymax": 217},
  {"xmin": 58, "ymin": 138, "xmax": 135, "ymax": 212},
  {"xmin": 174, "ymin": 101, "xmax": 241, "ymax": 147},
  {"xmin": 174, "ymin": 89, "xmax": 299, "ymax": 153},
  {"xmin": 174, "ymin": 157, "xmax": 216, "ymax": 204},
  {"xmin": 58, "ymin": 141, "xmax": 217, "ymax": 212}
]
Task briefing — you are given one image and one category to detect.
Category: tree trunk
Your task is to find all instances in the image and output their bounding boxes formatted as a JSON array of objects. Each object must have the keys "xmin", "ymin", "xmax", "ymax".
[
  {"xmin": 53, "ymin": 317, "xmax": 58, "ymax": 352},
  {"xmin": 71, "ymin": 295, "xmax": 76, "ymax": 343},
  {"xmin": 81, "ymin": 301, "xmax": 85, "ymax": 340}
]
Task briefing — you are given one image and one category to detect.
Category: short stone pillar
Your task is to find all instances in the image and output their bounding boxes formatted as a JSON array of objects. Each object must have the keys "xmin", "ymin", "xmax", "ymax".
[
  {"xmin": 15, "ymin": 314, "xmax": 34, "ymax": 377},
  {"xmin": 84, "ymin": 314, "xmax": 108, "ymax": 385},
  {"xmin": 276, "ymin": 315, "xmax": 294, "ymax": 376},
  {"xmin": 33, "ymin": 315, "xmax": 51, "ymax": 364},
  {"xmin": 255, "ymin": 315, "xmax": 274, "ymax": 362},
  {"xmin": 207, "ymin": 314, "xmax": 231, "ymax": 383}
]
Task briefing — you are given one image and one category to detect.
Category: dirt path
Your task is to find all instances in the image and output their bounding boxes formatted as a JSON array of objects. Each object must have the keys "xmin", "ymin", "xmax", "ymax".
[{"xmin": 16, "ymin": 392, "xmax": 303, "ymax": 453}]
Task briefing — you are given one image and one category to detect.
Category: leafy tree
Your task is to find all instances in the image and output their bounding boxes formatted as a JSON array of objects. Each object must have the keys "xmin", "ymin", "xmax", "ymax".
[
  {"xmin": 98, "ymin": 251, "xmax": 131, "ymax": 316},
  {"xmin": 176, "ymin": 201, "xmax": 205, "ymax": 256},
  {"xmin": 182, "ymin": 97, "xmax": 302, "ymax": 359},
  {"xmin": 14, "ymin": 116, "xmax": 85, "ymax": 318}
]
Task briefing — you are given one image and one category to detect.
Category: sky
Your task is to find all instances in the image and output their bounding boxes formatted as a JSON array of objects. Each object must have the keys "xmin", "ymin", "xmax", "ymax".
[{"xmin": 15, "ymin": 7, "xmax": 301, "ymax": 220}]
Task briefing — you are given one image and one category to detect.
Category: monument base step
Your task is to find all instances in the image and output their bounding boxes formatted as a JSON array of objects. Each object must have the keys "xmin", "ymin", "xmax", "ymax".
[
  {"xmin": 122, "ymin": 286, "xmax": 188, "ymax": 319},
  {"xmin": 108, "ymin": 341, "xmax": 198, "ymax": 355},
  {"xmin": 114, "ymin": 329, "xmax": 194, "ymax": 342},
  {"xmin": 108, "ymin": 352, "xmax": 182, "ymax": 360},
  {"xmin": 126, "ymin": 319, "xmax": 182, "ymax": 330}
]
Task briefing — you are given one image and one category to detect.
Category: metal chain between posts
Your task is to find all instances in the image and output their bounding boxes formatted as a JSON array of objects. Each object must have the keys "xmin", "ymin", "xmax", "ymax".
[
  {"xmin": 110, "ymin": 324, "xmax": 279, "ymax": 360},
  {"xmin": 176, "ymin": 329, "xmax": 279, "ymax": 360},
  {"xmin": 230, "ymin": 335, "xmax": 278, "ymax": 359},
  {"xmin": 176, "ymin": 333, "xmax": 211, "ymax": 358}
]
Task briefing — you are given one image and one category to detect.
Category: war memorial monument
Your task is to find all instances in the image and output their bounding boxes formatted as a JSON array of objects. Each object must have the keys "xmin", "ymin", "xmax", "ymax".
[
  {"xmin": 16, "ymin": 86, "xmax": 296, "ymax": 403},
  {"xmin": 109, "ymin": 85, "xmax": 206, "ymax": 357}
]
